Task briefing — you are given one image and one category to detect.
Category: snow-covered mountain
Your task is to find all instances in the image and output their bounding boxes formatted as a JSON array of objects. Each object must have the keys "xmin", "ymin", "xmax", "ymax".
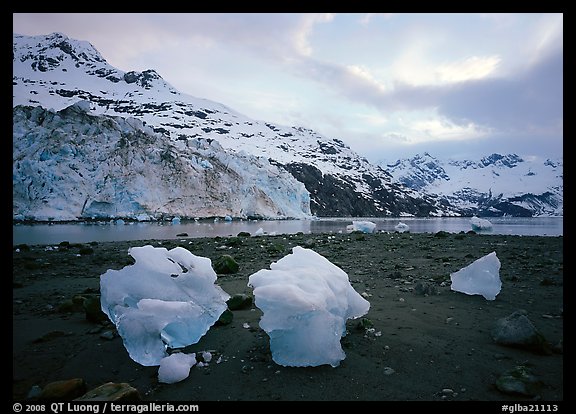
[
  {"xmin": 385, "ymin": 152, "xmax": 563, "ymax": 217},
  {"xmin": 13, "ymin": 32, "xmax": 458, "ymax": 221},
  {"xmin": 13, "ymin": 102, "xmax": 311, "ymax": 221}
]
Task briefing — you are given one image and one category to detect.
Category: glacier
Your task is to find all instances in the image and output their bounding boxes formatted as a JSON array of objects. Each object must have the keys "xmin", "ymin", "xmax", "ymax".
[
  {"xmin": 248, "ymin": 246, "xmax": 370, "ymax": 367},
  {"xmin": 100, "ymin": 245, "xmax": 229, "ymax": 366},
  {"xmin": 12, "ymin": 32, "xmax": 459, "ymax": 218},
  {"xmin": 13, "ymin": 102, "xmax": 311, "ymax": 221}
]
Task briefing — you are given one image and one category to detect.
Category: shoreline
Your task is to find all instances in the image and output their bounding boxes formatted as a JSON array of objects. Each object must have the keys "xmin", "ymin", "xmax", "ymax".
[{"xmin": 13, "ymin": 232, "xmax": 563, "ymax": 401}]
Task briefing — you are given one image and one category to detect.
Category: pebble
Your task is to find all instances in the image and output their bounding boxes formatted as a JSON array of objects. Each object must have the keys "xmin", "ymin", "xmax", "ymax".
[
  {"xmin": 99, "ymin": 331, "xmax": 115, "ymax": 340},
  {"xmin": 383, "ymin": 367, "xmax": 395, "ymax": 375}
]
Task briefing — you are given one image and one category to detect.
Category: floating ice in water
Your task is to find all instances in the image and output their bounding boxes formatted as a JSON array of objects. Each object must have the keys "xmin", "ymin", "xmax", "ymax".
[
  {"xmin": 394, "ymin": 222, "xmax": 409, "ymax": 233},
  {"xmin": 450, "ymin": 251, "xmax": 501, "ymax": 300},
  {"xmin": 100, "ymin": 245, "xmax": 230, "ymax": 366},
  {"xmin": 158, "ymin": 352, "xmax": 197, "ymax": 384},
  {"xmin": 248, "ymin": 246, "xmax": 370, "ymax": 367},
  {"xmin": 348, "ymin": 220, "xmax": 377, "ymax": 234},
  {"xmin": 171, "ymin": 216, "xmax": 181, "ymax": 225},
  {"xmin": 255, "ymin": 227, "xmax": 265, "ymax": 236},
  {"xmin": 224, "ymin": 215, "xmax": 233, "ymax": 222},
  {"xmin": 470, "ymin": 216, "xmax": 493, "ymax": 231}
]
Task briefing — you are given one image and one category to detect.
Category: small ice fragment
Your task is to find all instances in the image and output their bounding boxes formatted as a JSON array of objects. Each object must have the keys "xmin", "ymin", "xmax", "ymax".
[
  {"xmin": 202, "ymin": 351, "xmax": 212, "ymax": 363},
  {"xmin": 158, "ymin": 353, "xmax": 197, "ymax": 384}
]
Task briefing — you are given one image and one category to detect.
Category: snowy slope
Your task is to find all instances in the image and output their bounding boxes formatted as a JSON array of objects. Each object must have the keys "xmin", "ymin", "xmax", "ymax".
[
  {"xmin": 385, "ymin": 153, "xmax": 563, "ymax": 217},
  {"xmin": 13, "ymin": 102, "xmax": 311, "ymax": 221},
  {"xmin": 13, "ymin": 32, "xmax": 458, "ymax": 218}
]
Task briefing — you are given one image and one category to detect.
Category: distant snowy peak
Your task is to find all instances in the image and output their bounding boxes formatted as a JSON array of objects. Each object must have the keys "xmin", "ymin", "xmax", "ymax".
[
  {"xmin": 385, "ymin": 152, "xmax": 449, "ymax": 191},
  {"xmin": 385, "ymin": 152, "xmax": 563, "ymax": 217}
]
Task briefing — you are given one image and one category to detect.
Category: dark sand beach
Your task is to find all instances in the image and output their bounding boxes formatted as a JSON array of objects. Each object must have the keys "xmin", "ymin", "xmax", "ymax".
[{"xmin": 13, "ymin": 231, "xmax": 563, "ymax": 402}]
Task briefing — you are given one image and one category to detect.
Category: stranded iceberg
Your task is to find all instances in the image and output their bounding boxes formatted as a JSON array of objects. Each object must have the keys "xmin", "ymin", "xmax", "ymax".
[
  {"xmin": 100, "ymin": 245, "xmax": 229, "ymax": 366},
  {"xmin": 450, "ymin": 251, "xmax": 502, "ymax": 300},
  {"xmin": 248, "ymin": 246, "xmax": 370, "ymax": 367}
]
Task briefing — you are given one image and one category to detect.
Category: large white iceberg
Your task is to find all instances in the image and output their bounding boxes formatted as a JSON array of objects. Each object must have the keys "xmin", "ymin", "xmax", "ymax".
[
  {"xmin": 248, "ymin": 246, "xmax": 370, "ymax": 367},
  {"xmin": 100, "ymin": 245, "xmax": 230, "ymax": 366},
  {"xmin": 450, "ymin": 251, "xmax": 502, "ymax": 300}
]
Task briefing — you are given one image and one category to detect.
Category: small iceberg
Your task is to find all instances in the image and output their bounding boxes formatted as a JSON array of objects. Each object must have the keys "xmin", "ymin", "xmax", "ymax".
[
  {"xmin": 394, "ymin": 222, "xmax": 409, "ymax": 233},
  {"xmin": 347, "ymin": 221, "xmax": 377, "ymax": 234},
  {"xmin": 470, "ymin": 216, "xmax": 493, "ymax": 231}
]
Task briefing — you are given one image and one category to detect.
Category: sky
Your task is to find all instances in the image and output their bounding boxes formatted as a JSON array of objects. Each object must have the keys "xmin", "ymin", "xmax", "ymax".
[{"xmin": 12, "ymin": 13, "xmax": 563, "ymax": 163}]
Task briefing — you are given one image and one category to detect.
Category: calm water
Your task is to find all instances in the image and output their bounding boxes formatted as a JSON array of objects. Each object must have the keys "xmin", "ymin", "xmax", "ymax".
[{"xmin": 12, "ymin": 217, "xmax": 563, "ymax": 246}]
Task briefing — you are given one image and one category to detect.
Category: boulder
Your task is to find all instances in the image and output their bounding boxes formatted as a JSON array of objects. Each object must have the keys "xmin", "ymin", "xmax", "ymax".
[
  {"xmin": 212, "ymin": 255, "xmax": 239, "ymax": 274},
  {"xmin": 491, "ymin": 311, "xmax": 551, "ymax": 354},
  {"xmin": 75, "ymin": 382, "xmax": 141, "ymax": 401},
  {"xmin": 495, "ymin": 365, "xmax": 542, "ymax": 397},
  {"xmin": 227, "ymin": 293, "xmax": 253, "ymax": 310},
  {"xmin": 40, "ymin": 378, "xmax": 86, "ymax": 400}
]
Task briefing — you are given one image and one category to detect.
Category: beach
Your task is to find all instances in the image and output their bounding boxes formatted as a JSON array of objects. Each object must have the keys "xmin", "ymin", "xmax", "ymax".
[{"xmin": 13, "ymin": 231, "xmax": 563, "ymax": 401}]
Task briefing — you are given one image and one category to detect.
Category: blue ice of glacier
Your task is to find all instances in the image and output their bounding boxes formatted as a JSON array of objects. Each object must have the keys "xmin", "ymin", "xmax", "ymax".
[
  {"xmin": 248, "ymin": 246, "xmax": 370, "ymax": 367},
  {"xmin": 100, "ymin": 245, "xmax": 229, "ymax": 366},
  {"xmin": 450, "ymin": 251, "xmax": 502, "ymax": 300}
]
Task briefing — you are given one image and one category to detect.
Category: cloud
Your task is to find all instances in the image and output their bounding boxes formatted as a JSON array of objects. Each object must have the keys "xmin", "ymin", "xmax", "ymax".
[
  {"xmin": 435, "ymin": 55, "xmax": 501, "ymax": 83},
  {"xmin": 291, "ymin": 13, "xmax": 335, "ymax": 56},
  {"xmin": 287, "ymin": 41, "xmax": 561, "ymax": 140},
  {"xmin": 358, "ymin": 13, "xmax": 395, "ymax": 25},
  {"xmin": 435, "ymin": 48, "xmax": 563, "ymax": 131}
]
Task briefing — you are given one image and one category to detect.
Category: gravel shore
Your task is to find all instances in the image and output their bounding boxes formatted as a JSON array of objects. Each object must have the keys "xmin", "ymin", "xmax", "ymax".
[{"xmin": 13, "ymin": 231, "xmax": 563, "ymax": 401}]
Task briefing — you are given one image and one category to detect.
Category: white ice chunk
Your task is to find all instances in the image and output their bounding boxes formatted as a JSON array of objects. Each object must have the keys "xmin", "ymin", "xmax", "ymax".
[
  {"xmin": 350, "ymin": 220, "xmax": 376, "ymax": 233},
  {"xmin": 450, "ymin": 251, "xmax": 501, "ymax": 300},
  {"xmin": 248, "ymin": 246, "xmax": 370, "ymax": 367},
  {"xmin": 255, "ymin": 227, "xmax": 265, "ymax": 236},
  {"xmin": 470, "ymin": 216, "xmax": 493, "ymax": 231},
  {"xmin": 100, "ymin": 245, "xmax": 230, "ymax": 366},
  {"xmin": 394, "ymin": 222, "xmax": 409, "ymax": 233},
  {"xmin": 158, "ymin": 352, "xmax": 197, "ymax": 384},
  {"xmin": 201, "ymin": 351, "xmax": 212, "ymax": 363}
]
